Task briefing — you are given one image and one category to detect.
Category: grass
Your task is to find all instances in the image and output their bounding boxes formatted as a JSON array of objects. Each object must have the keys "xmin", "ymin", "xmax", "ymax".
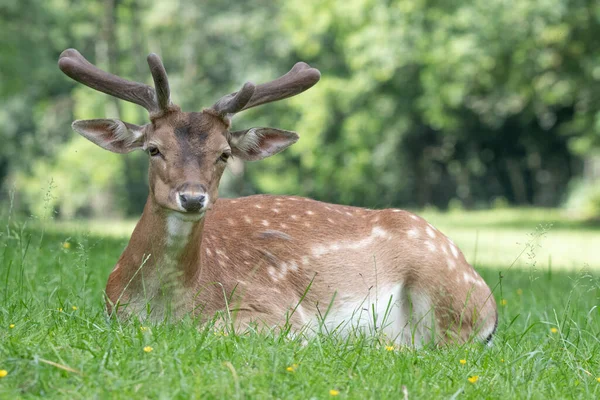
[{"xmin": 1, "ymin": 208, "xmax": 599, "ymax": 398}]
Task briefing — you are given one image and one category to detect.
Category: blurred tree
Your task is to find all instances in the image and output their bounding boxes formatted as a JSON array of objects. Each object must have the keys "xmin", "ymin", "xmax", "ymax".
[{"xmin": 3, "ymin": 0, "xmax": 600, "ymax": 218}]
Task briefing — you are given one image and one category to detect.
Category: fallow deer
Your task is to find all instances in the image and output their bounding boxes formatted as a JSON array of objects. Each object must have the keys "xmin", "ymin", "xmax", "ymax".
[{"xmin": 58, "ymin": 48, "xmax": 497, "ymax": 346}]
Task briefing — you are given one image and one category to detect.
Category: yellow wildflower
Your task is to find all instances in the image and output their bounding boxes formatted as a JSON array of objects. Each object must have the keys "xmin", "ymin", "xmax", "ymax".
[
  {"xmin": 72, "ymin": 306, "xmax": 78, "ymax": 311},
  {"xmin": 140, "ymin": 326, "xmax": 149, "ymax": 332},
  {"xmin": 329, "ymin": 389, "xmax": 339, "ymax": 396},
  {"xmin": 500, "ymin": 299, "xmax": 507, "ymax": 306},
  {"xmin": 459, "ymin": 359, "xmax": 466, "ymax": 365},
  {"xmin": 143, "ymin": 346, "xmax": 153, "ymax": 353},
  {"xmin": 468, "ymin": 375, "xmax": 479, "ymax": 383},
  {"xmin": 516, "ymin": 288, "xmax": 523, "ymax": 296},
  {"xmin": 0, "ymin": 370, "xmax": 7, "ymax": 378},
  {"xmin": 58, "ymin": 308, "xmax": 63, "ymax": 312},
  {"xmin": 385, "ymin": 345, "xmax": 395, "ymax": 351},
  {"xmin": 9, "ymin": 324, "xmax": 15, "ymax": 329},
  {"xmin": 500, "ymin": 358, "xmax": 504, "ymax": 363},
  {"xmin": 286, "ymin": 364, "xmax": 299, "ymax": 372},
  {"xmin": 62, "ymin": 242, "xmax": 71, "ymax": 249},
  {"xmin": 550, "ymin": 327, "xmax": 558, "ymax": 334},
  {"xmin": 596, "ymin": 377, "xmax": 600, "ymax": 383}
]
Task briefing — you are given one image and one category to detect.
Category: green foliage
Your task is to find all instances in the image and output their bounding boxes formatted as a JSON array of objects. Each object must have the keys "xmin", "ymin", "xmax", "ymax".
[
  {"xmin": 15, "ymin": 137, "xmax": 128, "ymax": 218},
  {"xmin": 2, "ymin": 0, "xmax": 600, "ymax": 216},
  {"xmin": 566, "ymin": 178, "xmax": 600, "ymax": 220}
]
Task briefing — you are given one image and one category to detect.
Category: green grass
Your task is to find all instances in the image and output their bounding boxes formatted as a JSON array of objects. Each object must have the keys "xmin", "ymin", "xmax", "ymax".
[{"xmin": 1, "ymin": 208, "xmax": 600, "ymax": 398}]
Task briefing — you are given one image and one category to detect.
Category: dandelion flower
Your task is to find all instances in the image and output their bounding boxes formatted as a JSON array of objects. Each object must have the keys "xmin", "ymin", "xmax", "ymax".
[
  {"xmin": 72, "ymin": 306, "xmax": 78, "ymax": 311},
  {"xmin": 58, "ymin": 308, "xmax": 63, "ymax": 312},
  {"xmin": 286, "ymin": 366, "xmax": 295, "ymax": 372},
  {"xmin": 596, "ymin": 377, "xmax": 600, "ymax": 383},
  {"xmin": 550, "ymin": 327, "xmax": 558, "ymax": 334},
  {"xmin": 140, "ymin": 326, "xmax": 149, "ymax": 332},
  {"xmin": 0, "ymin": 370, "xmax": 7, "ymax": 378},
  {"xmin": 9, "ymin": 324, "xmax": 15, "ymax": 329},
  {"xmin": 468, "ymin": 375, "xmax": 479, "ymax": 383},
  {"xmin": 329, "ymin": 389, "xmax": 339, "ymax": 396},
  {"xmin": 459, "ymin": 359, "xmax": 466, "ymax": 365},
  {"xmin": 500, "ymin": 299, "xmax": 507, "ymax": 306},
  {"xmin": 63, "ymin": 242, "xmax": 71, "ymax": 249},
  {"xmin": 516, "ymin": 288, "xmax": 523, "ymax": 296},
  {"xmin": 500, "ymin": 358, "xmax": 504, "ymax": 363},
  {"xmin": 385, "ymin": 345, "xmax": 395, "ymax": 351},
  {"xmin": 143, "ymin": 346, "xmax": 153, "ymax": 353}
]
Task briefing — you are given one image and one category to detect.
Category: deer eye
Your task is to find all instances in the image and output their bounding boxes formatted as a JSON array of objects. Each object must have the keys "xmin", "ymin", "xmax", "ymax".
[
  {"xmin": 148, "ymin": 146, "xmax": 160, "ymax": 157},
  {"xmin": 219, "ymin": 152, "xmax": 231, "ymax": 163}
]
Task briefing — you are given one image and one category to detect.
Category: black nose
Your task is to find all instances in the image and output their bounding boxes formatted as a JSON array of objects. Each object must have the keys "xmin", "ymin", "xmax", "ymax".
[{"xmin": 178, "ymin": 192, "xmax": 206, "ymax": 212}]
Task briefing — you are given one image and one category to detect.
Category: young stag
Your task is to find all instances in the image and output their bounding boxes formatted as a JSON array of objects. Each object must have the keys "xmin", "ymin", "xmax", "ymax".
[{"xmin": 59, "ymin": 49, "xmax": 497, "ymax": 346}]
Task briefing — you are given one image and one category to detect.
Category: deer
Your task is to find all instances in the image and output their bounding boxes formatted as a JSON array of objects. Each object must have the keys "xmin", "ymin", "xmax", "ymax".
[{"xmin": 58, "ymin": 48, "xmax": 497, "ymax": 346}]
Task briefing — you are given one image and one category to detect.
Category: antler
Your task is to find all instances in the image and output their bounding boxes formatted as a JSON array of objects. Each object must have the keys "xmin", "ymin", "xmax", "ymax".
[
  {"xmin": 211, "ymin": 62, "xmax": 321, "ymax": 117},
  {"xmin": 58, "ymin": 48, "xmax": 173, "ymax": 115}
]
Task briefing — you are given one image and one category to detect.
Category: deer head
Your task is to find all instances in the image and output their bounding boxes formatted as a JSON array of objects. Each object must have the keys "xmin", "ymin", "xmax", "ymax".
[{"xmin": 58, "ymin": 49, "xmax": 320, "ymax": 218}]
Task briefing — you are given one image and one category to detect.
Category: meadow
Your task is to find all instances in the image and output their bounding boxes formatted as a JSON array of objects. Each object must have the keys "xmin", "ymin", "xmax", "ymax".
[{"xmin": 1, "ymin": 207, "xmax": 599, "ymax": 399}]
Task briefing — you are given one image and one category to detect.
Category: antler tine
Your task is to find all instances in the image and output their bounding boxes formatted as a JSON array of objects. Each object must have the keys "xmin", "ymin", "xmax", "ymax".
[
  {"xmin": 147, "ymin": 53, "xmax": 173, "ymax": 113},
  {"xmin": 211, "ymin": 82, "xmax": 256, "ymax": 116},
  {"xmin": 58, "ymin": 48, "xmax": 158, "ymax": 113},
  {"xmin": 242, "ymin": 62, "xmax": 320, "ymax": 110},
  {"xmin": 210, "ymin": 62, "xmax": 320, "ymax": 117}
]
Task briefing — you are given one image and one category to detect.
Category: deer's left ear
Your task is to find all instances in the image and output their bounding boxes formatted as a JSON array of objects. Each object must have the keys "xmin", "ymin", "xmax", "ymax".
[{"xmin": 229, "ymin": 127, "xmax": 299, "ymax": 161}]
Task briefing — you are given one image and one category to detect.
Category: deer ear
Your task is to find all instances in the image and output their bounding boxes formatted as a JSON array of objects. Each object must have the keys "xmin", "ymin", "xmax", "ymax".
[
  {"xmin": 229, "ymin": 127, "xmax": 299, "ymax": 161},
  {"xmin": 72, "ymin": 119, "xmax": 145, "ymax": 153}
]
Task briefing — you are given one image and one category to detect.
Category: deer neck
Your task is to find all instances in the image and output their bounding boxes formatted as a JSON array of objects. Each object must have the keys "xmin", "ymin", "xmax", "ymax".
[{"xmin": 122, "ymin": 197, "xmax": 206, "ymax": 285}]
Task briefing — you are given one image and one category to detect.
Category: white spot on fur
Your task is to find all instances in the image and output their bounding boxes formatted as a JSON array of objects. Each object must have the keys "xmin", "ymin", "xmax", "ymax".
[
  {"xmin": 410, "ymin": 215, "xmax": 419, "ymax": 221},
  {"xmin": 450, "ymin": 243, "xmax": 459, "ymax": 258},
  {"xmin": 447, "ymin": 258, "xmax": 456, "ymax": 270},
  {"xmin": 345, "ymin": 212, "xmax": 353, "ymax": 216},
  {"xmin": 306, "ymin": 210, "xmax": 314, "ymax": 215},
  {"xmin": 227, "ymin": 218, "xmax": 235, "ymax": 226},
  {"xmin": 301, "ymin": 256, "xmax": 310, "ymax": 265},
  {"xmin": 206, "ymin": 248, "xmax": 212, "ymax": 256},
  {"xmin": 407, "ymin": 228, "xmax": 419, "ymax": 239},
  {"xmin": 425, "ymin": 241, "xmax": 437, "ymax": 252},
  {"xmin": 261, "ymin": 220, "xmax": 270, "ymax": 227},
  {"xmin": 426, "ymin": 226, "xmax": 436, "ymax": 238},
  {"xmin": 272, "ymin": 208, "xmax": 280, "ymax": 213},
  {"xmin": 280, "ymin": 223, "xmax": 288, "ymax": 229},
  {"xmin": 327, "ymin": 218, "xmax": 335, "ymax": 224},
  {"xmin": 392, "ymin": 209, "xmax": 402, "ymax": 213},
  {"xmin": 244, "ymin": 216, "xmax": 252, "ymax": 224},
  {"xmin": 255, "ymin": 204, "xmax": 262, "ymax": 209},
  {"xmin": 291, "ymin": 215, "xmax": 298, "ymax": 220},
  {"xmin": 268, "ymin": 267, "xmax": 278, "ymax": 281}
]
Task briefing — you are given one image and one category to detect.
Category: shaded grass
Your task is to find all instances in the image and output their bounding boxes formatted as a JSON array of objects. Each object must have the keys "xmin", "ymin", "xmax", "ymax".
[{"xmin": 0, "ymin": 213, "xmax": 599, "ymax": 398}]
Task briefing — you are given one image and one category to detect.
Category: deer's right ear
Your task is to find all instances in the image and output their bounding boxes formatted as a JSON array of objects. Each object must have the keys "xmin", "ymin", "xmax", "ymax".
[{"xmin": 72, "ymin": 119, "xmax": 145, "ymax": 154}]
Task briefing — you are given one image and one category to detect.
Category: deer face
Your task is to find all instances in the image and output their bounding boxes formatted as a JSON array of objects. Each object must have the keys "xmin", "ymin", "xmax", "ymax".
[
  {"xmin": 59, "ymin": 49, "xmax": 318, "ymax": 217},
  {"xmin": 72, "ymin": 109, "xmax": 299, "ymax": 217}
]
